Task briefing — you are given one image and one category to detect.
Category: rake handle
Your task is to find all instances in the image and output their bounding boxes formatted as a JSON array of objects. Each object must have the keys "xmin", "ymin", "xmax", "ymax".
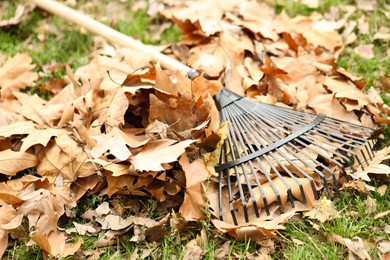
[{"xmin": 31, "ymin": 0, "xmax": 193, "ymax": 75}]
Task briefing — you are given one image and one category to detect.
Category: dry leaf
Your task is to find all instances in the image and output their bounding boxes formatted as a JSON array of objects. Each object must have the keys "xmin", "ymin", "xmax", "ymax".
[
  {"xmin": 377, "ymin": 185, "xmax": 388, "ymax": 196},
  {"xmin": 352, "ymin": 146, "xmax": 390, "ymax": 181},
  {"xmin": 374, "ymin": 210, "xmax": 390, "ymax": 220},
  {"xmin": 184, "ymin": 239, "xmax": 204, "ymax": 260},
  {"xmin": 354, "ymin": 44, "xmax": 374, "ymax": 59},
  {"xmin": 0, "ymin": 53, "xmax": 38, "ymax": 98},
  {"xmin": 304, "ymin": 197, "xmax": 341, "ymax": 222},
  {"xmin": 0, "ymin": 150, "xmax": 38, "ymax": 176},
  {"xmin": 344, "ymin": 237, "xmax": 371, "ymax": 260},
  {"xmin": 130, "ymin": 139, "xmax": 195, "ymax": 171},
  {"xmin": 38, "ymin": 134, "xmax": 95, "ymax": 181},
  {"xmin": 91, "ymin": 127, "xmax": 150, "ymax": 161},
  {"xmin": 19, "ymin": 180, "xmax": 76, "ymax": 235},
  {"xmin": 0, "ymin": 204, "xmax": 23, "ymax": 258},
  {"xmin": 378, "ymin": 241, "xmax": 390, "ymax": 254},
  {"xmin": 0, "ymin": 4, "xmax": 32, "ymax": 28},
  {"xmin": 179, "ymin": 154, "xmax": 209, "ymax": 220},
  {"xmin": 364, "ymin": 197, "xmax": 377, "ymax": 213},
  {"xmin": 30, "ymin": 230, "xmax": 83, "ymax": 258}
]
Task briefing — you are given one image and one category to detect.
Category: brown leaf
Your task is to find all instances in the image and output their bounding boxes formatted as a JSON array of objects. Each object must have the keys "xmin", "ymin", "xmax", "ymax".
[
  {"xmin": 377, "ymin": 185, "xmax": 388, "ymax": 196},
  {"xmin": 98, "ymin": 87, "xmax": 130, "ymax": 129},
  {"xmin": 0, "ymin": 4, "xmax": 32, "ymax": 28},
  {"xmin": 0, "ymin": 150, "xmax": 38, "ymax": 176},
  {"xmin": 214, "ymin": 241, "xmax": 230, "ymax": 260},
  {"xmin": 354, "ymin": 44, "xmax": 374, "ymax": 59},
  {"xmin": 343, "ymin": 237, "xmax": 371, "ymax": 260},
  {"xmin": 374, "ymin": 210, "xmax": 390, "ymax": 220},
  {"xmin": 91, "ymin": 127, "xmax": 150, "ymax": 161},
  {"xmin": 0, "ymin": 53, "xmax": 38, "ymax": 98},
  {"xmin": 352, "ymin": 146, "xmax": 390, "ymax": 181},
  {"xmin": 364, "ymin": 197, "xmax": 377, "ymax": 213},
  {"xmin": 178, "ymin": 154, "xmax": 209, "ymax": 220},
  {"xmin": 378, "ymin": 241, "xmax": 390, "ymax": 254},
  {"xmin": 184, "ymin": 239, "xmax": 204, "ymax": 260},
  {"xmin": 38, "ymin": 134, "xmax": 95, "ymax": 181},
  {"xmin": 0, "ymin": 204, "xmax": 23, "ymax": 258},
  {"xmin": 324, "ymin": 77, "xmax": 369, "ymax": 111},
  {"xmin": 30, "ymin": 230, "xmax": 83, "ymax": 258},
  {"xmin": 130, "ymin": 139, "xmax": 195, "ymax": 171},
  {"xmin": 304, "ymin": 197, "xmax": 341, "ymax": 222},
  {"xmin": 20, "ymin": 127, "xmax": 66, "ymax": 152},
  {"xmin": 19, "ymin": 180, "xmax": 76, "ymax": 235}
]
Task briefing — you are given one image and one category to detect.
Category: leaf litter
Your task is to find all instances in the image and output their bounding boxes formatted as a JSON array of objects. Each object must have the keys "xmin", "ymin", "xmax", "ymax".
[{"xmin": 0, "ymin": 0, "xmax": 389, "ymax": 258}]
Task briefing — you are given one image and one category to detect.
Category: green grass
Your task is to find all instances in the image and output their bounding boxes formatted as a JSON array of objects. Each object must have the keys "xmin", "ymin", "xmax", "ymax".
[{"xmin": 276, "ymin": 185, "xmax": 390, "ymax": 259}]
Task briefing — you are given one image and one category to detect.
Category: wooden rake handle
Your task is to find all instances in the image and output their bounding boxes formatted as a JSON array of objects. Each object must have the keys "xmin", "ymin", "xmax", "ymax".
[{"xmin": 31, "ymin": 0, "xmax": 193, "ymax": 75}]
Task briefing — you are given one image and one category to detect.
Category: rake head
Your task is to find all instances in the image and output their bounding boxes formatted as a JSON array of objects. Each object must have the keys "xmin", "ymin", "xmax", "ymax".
[{"xmin": 213, "ymin": 88, "xmax": 378, "ymax": 225}]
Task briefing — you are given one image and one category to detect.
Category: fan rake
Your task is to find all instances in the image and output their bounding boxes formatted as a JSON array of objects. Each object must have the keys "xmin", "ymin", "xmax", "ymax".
[
  {"xmin": 33, "ymin": 0, "xmax": 379, "ymax": 226},
  {"xmin": 214, "ymin": 88, "xmax": 377, "ymax": 224}
]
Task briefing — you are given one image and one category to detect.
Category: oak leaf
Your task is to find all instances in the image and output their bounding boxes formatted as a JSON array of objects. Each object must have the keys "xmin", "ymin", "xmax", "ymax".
[
  {"xmin": 20, "ymin": 127, "xmax": 66, "ymax": 152},
  {"xmin": 91, "ymin": 127, "xmax": 150, "ymax": 161},
  {"xmin": 179, "ymin": 154, "xmax": 209, "ymax": 220},
  {"xmin": 130, "ymin": 139, "xmax": 195, "ymax": 171},
  {"xmin": 19, "ymin": 180, "xmax": 76, "ymax": 235},
  {"xmin": 30, "ymin": 230, "xmax": 83, "ymax": 258},
  {"xmin": 0, "ymin": 204, "xmax": 23, "ymax": 258},
  {"xmin": 0, "ymin": 53, "xmax": 38, "ymax": 98},
  {"xmin": 0, "ymin": 150, "xmax": 38, "ymax": 176},
  {"xmin": 37, "ymin": 134, "xmax": 95, "ymax": 181}
]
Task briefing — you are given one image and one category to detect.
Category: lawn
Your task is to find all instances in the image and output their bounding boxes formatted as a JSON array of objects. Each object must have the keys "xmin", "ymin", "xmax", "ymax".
[{"xmin": 0, "ymin": 0, "xmax": 389, "ymax": 259}]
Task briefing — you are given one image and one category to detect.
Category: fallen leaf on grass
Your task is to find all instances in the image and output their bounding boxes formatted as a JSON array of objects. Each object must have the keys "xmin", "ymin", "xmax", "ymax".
[
  {"xmin": 352, "ymin": 146, "xmax": 390, "ymax": 181},
  {"xmin": 378, "ymin": 241, "xmax": 390, "ymax": 254},
  {"xmin": 0, "ymin": 4, "xmax": 32, "ymax": 28},
  {"xmin": 0, "ymin": 204, "xmax": 23, "ymax": 258},
  {"xmin": 354, "ymin": 44, "xmax": 374, "ymax": 59},
  {"xmin": 178, "ymin": 154, "xmax": 209, "ymax": 220},
  {"xmin": 377, "ymin": 185, "xmax": 388, "ymax": 196},
  {"xmin": 364, "ymin": 197, "xmax": 377, "ymax": 213},
  {"xmin": 30, "ymin": 230, "xmax": 83, "ymax": 258},
  {"xmin": 374, "ymin": 210, "xmax": 390, "ymax": 220},
  {"xmin": 304, "ymin": 197, "xmax": 341, "ymax": 222},
  {"xmin": 19, "ymin": 181, "xmax": 76, "ymax": 235},
  {"xmin": 184, "ymin": 239, "xmax": 204, "ymax": 260},
  {"xmin": 331, "ymin": 234, "xmax": 371, "ymax": 260},
  {"xmin": 214, "ymin": 241, "xmax": 230, "ymax": 260}
]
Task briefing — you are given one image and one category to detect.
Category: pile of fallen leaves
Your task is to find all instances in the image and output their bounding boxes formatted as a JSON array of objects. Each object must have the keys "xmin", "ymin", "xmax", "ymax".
[{"xmin": 0, "ymin": 0, "xmax": 389, "ymax": 258}]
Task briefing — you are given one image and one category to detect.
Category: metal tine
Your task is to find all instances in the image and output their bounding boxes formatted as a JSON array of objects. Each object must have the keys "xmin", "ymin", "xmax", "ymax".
[
  {"xmin": 222, "ymin": 108, "xmax": 250, "ymax": 223},
  {"xmin": 297, "ymin": 134, "xmax": 355, "ymax": 172},
  {"xmin": 230, "ymin": 105, "xmax": 314, "ymax": 207},
  {"xmin": 314, "ymin": 119, "xmax": 374, "ymax": 166},
  {"xmin": 232, "ymin": 107, "xmax": 290, "ymax": 213},
  {"xmin": 226, "ymin": 105, "xmax": 284, "ymax": 216},
  {"xmin": 306, "ymin": 129, "xmax": 369, "ymax": 169},
  {"xmin": 313, "ymin": 124, "xmax": 372, "ymax": 164},
  {"xmin": 242, "ymin": 106, "xmax": 329, "ymax": 195},
  {"xmin": 225, "ymin": 107, "xmax": 262, "ymax": 220},
  {"xmin": 320, "ymin": 119, "xmax": 376, "ymax": 160},
  {"xmin": 230, "ymin": 106, "xmax": 305, "ymax": 202},
  {"xmin": 241, "ymin": 102, "xmax": 331, "ymax": 181},
  {"xmin": 247, "ymin": 107, "xmax": 344, "ymax": 189}
]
